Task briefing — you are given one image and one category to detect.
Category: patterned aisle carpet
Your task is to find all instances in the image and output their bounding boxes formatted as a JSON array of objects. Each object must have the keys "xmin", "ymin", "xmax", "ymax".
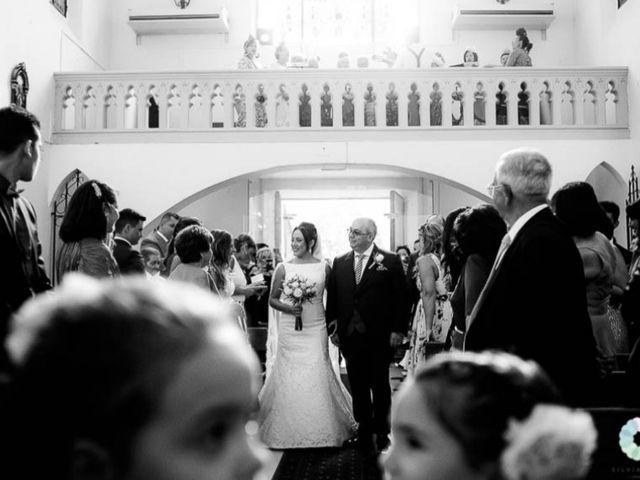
[{"xmin": 271, "ymin": 446, "xmax": 383, "ymax": 480}]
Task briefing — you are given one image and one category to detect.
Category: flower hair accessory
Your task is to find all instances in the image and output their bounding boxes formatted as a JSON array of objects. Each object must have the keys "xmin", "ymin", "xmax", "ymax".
[
  {"xmin": 501, "ymin": 404, "xmax": 597, "ymax": 480},
  {"xmin": 91, "ymin": 182, "xmax": 102, "ymax": 199}
]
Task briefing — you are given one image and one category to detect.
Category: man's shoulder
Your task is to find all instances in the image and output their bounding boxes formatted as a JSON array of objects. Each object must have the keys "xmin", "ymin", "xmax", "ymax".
[{"xmin": 141, "ymin": 232, "xmax": 160, "ymax": 244}]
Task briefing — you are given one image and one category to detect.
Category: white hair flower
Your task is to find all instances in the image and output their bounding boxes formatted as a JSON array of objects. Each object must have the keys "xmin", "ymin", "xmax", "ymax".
[
  {"xmin": 500, "ymin": 405, "xmax": 597, "ymax": 480},
  {"xmin": 501, "ymin": 404, "xmax": 597, "ymax": 480}
]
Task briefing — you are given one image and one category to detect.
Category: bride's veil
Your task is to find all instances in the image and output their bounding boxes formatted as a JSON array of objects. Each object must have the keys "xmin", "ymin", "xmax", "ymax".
[{"xmin": 263, "ymin": 231, "xmax": 342, "ymax": 381}]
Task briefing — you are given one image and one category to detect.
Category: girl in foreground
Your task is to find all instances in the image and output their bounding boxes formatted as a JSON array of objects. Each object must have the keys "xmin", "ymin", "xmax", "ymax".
[
  {"xmin": 2, "ymin": 275, "xmax": 264, "ymax": 480},
  {"xmin": 383, "ymin": 351, "xmax": 597, "ymax": 480}
]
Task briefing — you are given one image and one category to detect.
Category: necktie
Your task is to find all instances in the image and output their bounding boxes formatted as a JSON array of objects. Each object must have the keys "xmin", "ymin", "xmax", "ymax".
[
  {"xmin": 493, "ymin": 234, "xmax": 512, "ymax": 271},
  {"xmin": 355, "ymin": 254, "xmax": 365, "ymax": 284}
]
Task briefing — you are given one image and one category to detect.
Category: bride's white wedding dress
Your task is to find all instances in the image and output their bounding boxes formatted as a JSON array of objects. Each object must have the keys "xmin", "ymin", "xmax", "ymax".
[{"xmin": 258, "ymin": 261, "xmax": 357, "ymax": 448}]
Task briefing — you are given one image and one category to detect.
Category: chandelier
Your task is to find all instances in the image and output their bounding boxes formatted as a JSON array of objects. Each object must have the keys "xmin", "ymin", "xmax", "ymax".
[{"xmin": 174, "ymin": 0, "xmax": 191, "ymax": 8}]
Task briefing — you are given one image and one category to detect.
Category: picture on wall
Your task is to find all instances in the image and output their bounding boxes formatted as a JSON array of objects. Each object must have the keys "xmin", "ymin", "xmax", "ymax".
[
  {"xmin": 618, "ymin": 0, "xmax": 628, "ymax": 8},
  {"xmin": 51, "ymin": 0, "xmax": 67, "ymax": 17}
]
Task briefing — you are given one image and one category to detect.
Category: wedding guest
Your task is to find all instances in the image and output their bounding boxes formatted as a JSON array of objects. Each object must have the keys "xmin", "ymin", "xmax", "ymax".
[
  {"xmin": 465, "ymin": 148, "xmax": 599, "ymax": 406},
  {"xmin": 0, "ymin": 105, "xmax": 51, "ymax": 375},
  {"xmin": 552, "ymin": 182, "xmax": 629, "ymax": 359},
  {"xmin": 237, "ymin": 35, "xmax": 262, "ymax": 70},
  {"xmin": 451, "ymin": 47, "xmax": 479, "ymax": 67},
  {"xmin": 209, "ymin": 229, "xmax": 236, "ymax": 298},
  {"xmin": 244, "ymin": 246, "xmax": 275, "ymax": 326},
  {"xmin": 441, "ymin": 207, "xmax": 468, "ymax": 292},
  {"xmin": 406, "ymin": 221, "xmax": 452, "ymax": 374},
  {"xmin": 270, "ymin": 42, "xmax": 289, "ymax": 69},
  {"xmin": 449, "ymin": 205, "xmax": 506, "ymax": 350},
  {"xmin": 56, "ymin": 180, "xmax": 120, "ymax": 281},
  {"xmin": 141, "ymin": 246, "xmax": 164, "ymax": 281},
  {"xmin": 507, "ymin": 27, "xmax": 533, "ymax": 66},
  {"xmin": 383, "ymin": 351, "xmax": 597, "ymax": 480},
  {"xmin": 600, "ymin": 200, "xmax": 632, "ymax": 268},
  {"xmin": 2, "ymin": 276, "xmax": 263, "ymax": 480},
  {"xmin": 112, "ymin": 208, "xmax": 146, "ymax": 275},
  {"xmin": 500, "ymin": 48, "xmax": 511, "ymax": 66},
  {"xmin": 169, "ymin": 225, "xmax": 215, "ymax": 292},
  {"xmin": 141, "ymin": 211, "xmax": 179, "ymax": 259},
  {"xmin": 395, "ymin": 245, "xmax": 411, "ymax": 276},
  {"xmin": 165, "ymin": 216, "xmax": 202, "ymax": 274}
]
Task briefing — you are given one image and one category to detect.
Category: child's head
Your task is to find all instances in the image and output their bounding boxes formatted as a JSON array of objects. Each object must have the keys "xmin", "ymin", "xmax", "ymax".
[
  {"xmin": 383, "ymin": 351, "xmax": 596, "ymax": 480},
  {"xmin": 4, "ymin": 275, "xmax": 262, "ymax": 480}
]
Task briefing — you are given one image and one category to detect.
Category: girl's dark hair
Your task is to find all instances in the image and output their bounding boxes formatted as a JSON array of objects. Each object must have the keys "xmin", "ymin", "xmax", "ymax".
[
  {"xmin": 293, "ymin": 222, "xmax": 318, "ymax": 252},
  {"xmin": 414, "ymin": 351, "xmax": 561, "ymax": 471},
  {"xmin": 2, "ymin": 277, "xmax": 240, "ymax": 480},
  {"xmin": 59, "ymin": 181, "xmax": 118, "ymax": 242},
  {"xmin": 516, "ymin": 27, "xmax": 533, "ymax": 52},
  {"xmin": 210, "ymin": 229, "xmax": 233, "ymax": 291},
  {"xmin": 166, "ymin": 216, "xmax": 202, "ymax": 257},
  {"xmin": 454, "ymin": 204, "xmax": 507, "ymax": 264},
  {"xmin": 395, "ymin": 245, "xmax": 411, "ymax": 257},
  {"xmin": 442, "ymin": 207, "xmax": 468, "ymax": 286},
  {"xmin": 175, "ymin": 225, "xmax": 212, "ymax": 264},
  {"xmin": 552, "ymin": 182, "xmax": 612, "ymax": 238}
]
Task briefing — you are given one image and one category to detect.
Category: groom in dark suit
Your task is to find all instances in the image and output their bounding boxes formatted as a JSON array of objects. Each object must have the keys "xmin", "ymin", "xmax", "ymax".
[
  {"xmin": 464, "ymin": 148, "xmax": 599, "ymax": 406},
  {"xmin": 326, "ymin": 218, "xmax": 409, "ymax": 452}
]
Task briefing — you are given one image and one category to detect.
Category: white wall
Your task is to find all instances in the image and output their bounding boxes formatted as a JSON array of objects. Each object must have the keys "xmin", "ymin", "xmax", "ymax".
[{"xmin": 107, "ymin": 0, "xmax": 580, "ymax": 71}]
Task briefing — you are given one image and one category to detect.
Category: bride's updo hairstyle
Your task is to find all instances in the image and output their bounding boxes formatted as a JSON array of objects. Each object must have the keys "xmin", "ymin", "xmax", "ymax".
[
  {"xmin": 294, "ymin": 222, "xmax": 318, "ymax": 253},
  {"xmin": 412, "ymin": 351, "xmax": 596, "ymax": 480}
]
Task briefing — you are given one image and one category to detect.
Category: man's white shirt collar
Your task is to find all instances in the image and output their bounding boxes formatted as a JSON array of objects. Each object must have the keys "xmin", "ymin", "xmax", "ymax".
[
  {"xmin": 506, "ymin": 204, "xmax": 548, "ymax": 243},
  {"xmin": 354, "ymin": 243, "xmax": 375, "ymax": 267},
  {"xmin": 114, "ymin": 235, "xmax": 131, "ymax": 247}
]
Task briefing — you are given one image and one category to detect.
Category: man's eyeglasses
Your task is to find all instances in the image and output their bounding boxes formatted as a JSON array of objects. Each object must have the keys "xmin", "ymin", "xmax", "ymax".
[
  {"xmin": 487, "ymin": 183, "xmax": 506, "ymax": 196},
  {"xmin": 347, "ymin": 228, "xmax": 369, "ymax": 236}
]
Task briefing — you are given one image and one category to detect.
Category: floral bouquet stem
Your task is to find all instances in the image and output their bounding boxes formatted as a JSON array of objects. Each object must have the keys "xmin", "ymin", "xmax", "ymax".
[{"xmin": 295, "ymin": 304, "xmax": 303, "ymax": 331}]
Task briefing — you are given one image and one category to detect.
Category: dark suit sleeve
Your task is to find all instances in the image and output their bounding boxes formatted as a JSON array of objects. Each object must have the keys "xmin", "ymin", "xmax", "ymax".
[
  {"xmin": 325, "ymin": 257, "xmax": 338, "ymax": 326},
  {"xmin": 464, "ymin": 254, "xmax": 489, "ymax": 317},
  {"xmin": 26, "ymin": 201, "xmax": 52, "ymax": 293},
  {"xmin": 388, "ymin": 253, "xmax": 410, "ymax": 335}
]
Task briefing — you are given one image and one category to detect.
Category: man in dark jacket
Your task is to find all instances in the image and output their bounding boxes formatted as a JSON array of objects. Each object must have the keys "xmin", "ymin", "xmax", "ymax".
[{"xmin": 0, "ymin": 106, "xmax": 51, "ymax": 374}]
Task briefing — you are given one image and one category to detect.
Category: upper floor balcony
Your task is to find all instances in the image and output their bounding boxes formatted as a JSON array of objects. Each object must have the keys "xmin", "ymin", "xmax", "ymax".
[{"xmin": 52, "ymin": 66, "xmax": 630, "ymax": 144}]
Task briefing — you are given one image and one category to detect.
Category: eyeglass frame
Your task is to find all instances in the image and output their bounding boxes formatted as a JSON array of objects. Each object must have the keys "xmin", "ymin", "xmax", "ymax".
[
  {"xmin": 487, "ymin": 183, "xmax": 507, "ymax": 196},
  {"xmin": 347, "ymin": 228, "xmax": 370, "ymax": 237}
]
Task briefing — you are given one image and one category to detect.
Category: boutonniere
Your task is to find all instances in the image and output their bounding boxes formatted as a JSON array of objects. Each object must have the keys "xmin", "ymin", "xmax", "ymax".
[{"xmin": 369, "ymin": 253, "xmax": 388, "ymax": 271}]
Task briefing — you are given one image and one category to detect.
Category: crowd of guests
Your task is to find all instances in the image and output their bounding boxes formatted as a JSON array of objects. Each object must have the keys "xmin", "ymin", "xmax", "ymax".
[
  {"xmin": 237, "ymin": 27, "xmax": 533, "ymax": 70},
  {"xmin": 1, "ymin": 104, "xmax": 639, "ymax": 480}
]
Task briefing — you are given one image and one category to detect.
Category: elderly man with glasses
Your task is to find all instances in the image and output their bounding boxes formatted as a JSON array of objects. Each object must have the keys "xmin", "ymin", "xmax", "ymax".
[
  {"xmin": 464, "ymin": 147, "xmax": 599, "ymax": 406},
  {"xmin": 326, "ymin": 217, "xmax": 409, "ymax": 452}
]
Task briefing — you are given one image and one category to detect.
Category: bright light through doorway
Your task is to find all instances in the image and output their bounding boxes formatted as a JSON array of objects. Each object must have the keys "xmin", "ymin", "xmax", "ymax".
[{"xmin": 281, "ymin": 197, "xmax": 390, "ymax": 262}]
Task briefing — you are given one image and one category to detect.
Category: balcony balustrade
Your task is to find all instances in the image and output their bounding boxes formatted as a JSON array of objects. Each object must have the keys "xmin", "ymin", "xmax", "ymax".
[{"xmin": 52, "ymin": 67, "xmax": 629, "ymax": 143}]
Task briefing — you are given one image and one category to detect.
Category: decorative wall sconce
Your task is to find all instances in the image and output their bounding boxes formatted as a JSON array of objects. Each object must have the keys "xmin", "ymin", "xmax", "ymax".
[
  {"xmin": 10, "ymin": 62, "xmax": 29, "ymax": 109},
  {"xmin": 174, "ymin": 0, "xmax": 191, "ymax": 8}
]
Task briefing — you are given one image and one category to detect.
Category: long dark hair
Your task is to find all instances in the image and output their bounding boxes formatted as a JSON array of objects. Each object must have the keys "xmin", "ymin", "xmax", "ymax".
[
  {"xmin": 442, "ymin": 207, "xmax": 468, "ymax": 287},
  {"xmin": 552, "ymin": 182, "xmax": 612, "ymax": 238},
  {"xmin": 210, "ymin": 229, "xmax": 233, "ymax": 292},
  {"xmin": 59, "ymin": 180, "xmax": 117, "ymax": 242},
  {"xmin": 454, "ymin": 205, "xmax": 507, "ymax": 264}
]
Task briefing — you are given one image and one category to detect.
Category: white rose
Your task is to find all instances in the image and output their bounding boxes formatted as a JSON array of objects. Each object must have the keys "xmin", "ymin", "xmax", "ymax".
[
  {"xmin": 375, "ymin": 253, "xmax": 384, "ymax": 263},
  {"xmin": 291, "ymin": 281, "xmax": 299, "ymax": 288},
  {"xmin": 283, "ymin": 286, "xmax": 293, "ymax": 295},
  {"xmin": 293, "ymin": 288, "xmax": 303, "ymax": 298}
]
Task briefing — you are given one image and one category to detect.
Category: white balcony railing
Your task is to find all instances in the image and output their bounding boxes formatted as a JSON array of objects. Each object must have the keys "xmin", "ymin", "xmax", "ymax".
[{"xmin": 52, "ymin": 67, "xmax": 629, "ymax": 143}]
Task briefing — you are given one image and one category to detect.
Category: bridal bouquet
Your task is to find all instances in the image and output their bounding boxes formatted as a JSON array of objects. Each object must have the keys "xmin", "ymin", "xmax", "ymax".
[{"xmin": 282, "ymin": 274, "xmax": 317, "ymax": 331}]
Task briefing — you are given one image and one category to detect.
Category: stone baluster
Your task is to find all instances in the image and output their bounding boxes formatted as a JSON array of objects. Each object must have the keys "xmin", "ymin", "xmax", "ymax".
[
  {"xmin": 506, "ymin": 80, "xmax": 518, "ymax": 126},
  {"xmin": 310, "ymin": 82, "xmax": 321, "ymax": 129},
  {"xmin": 136, "ymin": 82, "xmax": 147, "ymax": 130},
  {"xmin": 574, "ymin": 79, "xmax": 585, "ymax": 126},
  {"xmin": 551, "ymin": 79, "xmax": 563, "ymax": 126},
  {"xmin": 422, "ymin": 81, "xmax": 432, "ymax": 127},
  {"xmin": 291, "ymin": 82, "xmax": 300, "ymax": 128},
  {"xmin": 158, "ymin": 83, "xmax": 168, "ymax": 129},
  {"xmin": 354, "ymin": 82, "xmax": 365, "ymax": 128},
  {"xmin": 441, "ymin": 80, "xmax": 452, "ymax": 128},
  {"xmin": 73, "ymin": 82, "xmax": 83, "ymax": 131},
  {"xmin": 484, "ymin": 80, "xmax": 496, "ymax": 127},
  {"xmin": 528, "ymin": 80, "xmax": 542, "ymax": 127},
  {"xmin": 376, "ymin": 81, "xmax": 386, "ymax": 128},
  {"xmin": 616, "ymin": 76, "xmax": 629, "ymax": 125},
  {"xmin": 333, "ymin": 81, "xmax": 342, "ymax": 129},
  {"xmin": 397, "ymin": 80, "xmax": 409, "ymax": 128},
  {"xmin": 462, "ymin": 79, "xmax": 473, "ymax": 127},
  {"xmin": 244, "ymin": 82, "xmax": 255, "ymax": 129},
  {"xmin": 595, "ymin": 78, "xmax": 607, "ymax": 126},
  {"xmin": 266, "ymin": 81, "xmax": 277, "ymax": 130}
]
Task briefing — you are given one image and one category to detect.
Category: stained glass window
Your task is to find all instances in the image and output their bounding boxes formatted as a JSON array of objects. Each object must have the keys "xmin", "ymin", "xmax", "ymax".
[{"xmin": 258, "ymin": 0, "xmax": 418, "ymax": 46}]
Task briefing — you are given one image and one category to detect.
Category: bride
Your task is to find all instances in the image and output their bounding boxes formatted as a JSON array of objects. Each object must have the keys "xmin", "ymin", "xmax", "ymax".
[{"xmin": 258, "ymin": 222, "xmax": 356, "ymax": 448}]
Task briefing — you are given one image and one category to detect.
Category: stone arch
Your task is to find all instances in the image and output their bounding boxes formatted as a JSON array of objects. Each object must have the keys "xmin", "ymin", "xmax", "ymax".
[{"xmin": 585, "ymin": 161, "xmax": 627, "ymax": 245}]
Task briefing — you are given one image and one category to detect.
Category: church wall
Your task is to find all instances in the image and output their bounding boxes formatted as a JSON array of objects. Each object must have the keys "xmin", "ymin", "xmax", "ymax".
[
  {"xmin": 108, "ymin": 0, "xmax": 578, "ymax": 71},
  {"xmin": 573, "ymin": 0, "xmax": 640, "ymax": 235}
]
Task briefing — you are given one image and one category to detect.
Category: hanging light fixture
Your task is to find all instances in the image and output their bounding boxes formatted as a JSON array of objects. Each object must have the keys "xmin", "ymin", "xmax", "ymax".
[{"xmin": 174, "ymin": 0, "xmax": 191, "ymax": 9}]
